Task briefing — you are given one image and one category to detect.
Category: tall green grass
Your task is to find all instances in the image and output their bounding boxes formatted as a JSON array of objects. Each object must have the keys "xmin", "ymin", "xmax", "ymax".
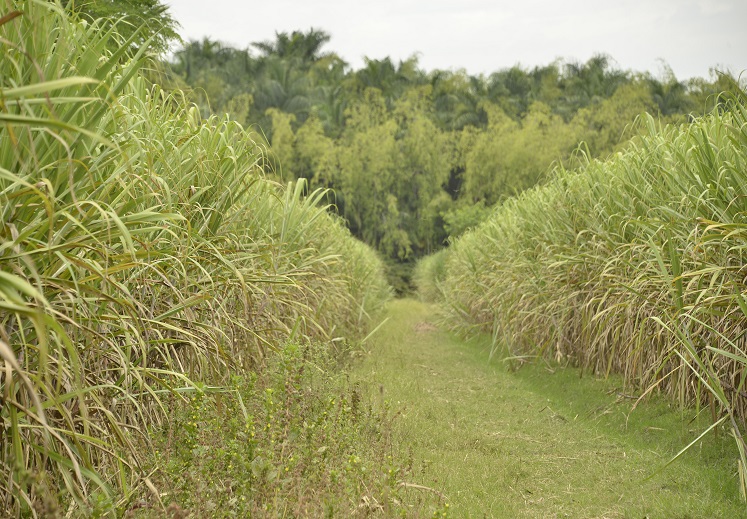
[
  {"xmin": 421, "ymin": 91, "xmax": 747, "ymax": 494},
  {"xmin": 412, "ymin": 248, "xmax": 447, "ymax": 302},
  {"xmin": 0, "ymin": 1, "xmax": 390, "ymax": 515}
]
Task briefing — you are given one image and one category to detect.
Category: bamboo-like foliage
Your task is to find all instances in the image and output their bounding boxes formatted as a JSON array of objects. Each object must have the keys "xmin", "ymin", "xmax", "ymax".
[
  {"xmin": 424, "ymin": 91, "xmax": 747, "ymax": 494},
  {"xmin": 0, "ymin": 2, "xmax": 390, "ymax": 515}
]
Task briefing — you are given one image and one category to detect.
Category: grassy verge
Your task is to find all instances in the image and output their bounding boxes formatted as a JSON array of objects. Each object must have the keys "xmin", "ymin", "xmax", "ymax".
[
  {"xmin": 356, "ymin": 299, "xmax": 745, "ymax": 518},
  {"xmin": 131, "ymin": 341, "xmax": 443, "ymax": 518}
]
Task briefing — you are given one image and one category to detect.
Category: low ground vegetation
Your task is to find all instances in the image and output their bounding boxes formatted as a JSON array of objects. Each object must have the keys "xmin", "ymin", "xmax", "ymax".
[
  {"xmin": 134, "ymin": 342, "xmax": 444, "ymax": 517},
  {"xmin": 360, "ymin": 300, "xmax": 745, "ymax": 518}
]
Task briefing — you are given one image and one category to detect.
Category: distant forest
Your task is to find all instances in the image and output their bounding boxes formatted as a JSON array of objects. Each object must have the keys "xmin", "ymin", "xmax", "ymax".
[
  {"xmin": 162, "ymin": 29, "xmax": 742, "ymax": 288},
  {"xmin": 66, "ymin": 2, "xmax": 742, "ymax": 289}
]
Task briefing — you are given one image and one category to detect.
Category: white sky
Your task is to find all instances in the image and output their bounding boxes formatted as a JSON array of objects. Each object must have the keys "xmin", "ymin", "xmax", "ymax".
[{"xmin": 166, "ymin": 0, "xmax": 746, "ymax": 81}]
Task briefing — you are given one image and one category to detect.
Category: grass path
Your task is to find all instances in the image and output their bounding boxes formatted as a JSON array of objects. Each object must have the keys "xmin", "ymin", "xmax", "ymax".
[{"xmin": 354, "ymin": 299, "xmax": 746, "ymax": 518}]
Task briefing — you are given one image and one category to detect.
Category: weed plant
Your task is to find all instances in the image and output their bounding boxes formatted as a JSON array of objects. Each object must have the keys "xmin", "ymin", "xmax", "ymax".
[{"xmin": 134, "ymin": 342, "xmax": 444, "ymax": 517}]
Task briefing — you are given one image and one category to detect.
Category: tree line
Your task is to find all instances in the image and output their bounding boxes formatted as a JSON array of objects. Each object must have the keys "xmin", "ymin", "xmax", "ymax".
[{"xmin": 61, "ymin": 3, "xmax": 743, "ymax": 289}]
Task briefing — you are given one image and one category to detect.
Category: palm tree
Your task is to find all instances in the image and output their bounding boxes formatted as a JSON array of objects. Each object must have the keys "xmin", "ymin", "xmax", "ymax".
[
  {"xmin": 172, "ymin": 38, "xmax": 226, "ymax": 81},
  {"xmin": 60, "ymin": 0, "xmax": 181, "ymax": 54},
  {"xmin": 488, "ymin": 66, "xmax": 533, "ymax": 117},
  {"xmin": 313, "ymin": 84, "xmax": 348, "ymax": 136},
  {"xmin": 647, "ymin": 65, "xmax": 693, "ymax": 116},
  {"xmin": 559, "ymin": 55, "xmax": 628, "ymax": 115},
  {"xmin": 252, "ymin": 28, "xmax": 331, "ymax": 66},
  {"xmin": 253, "ymin": 58, "xmax": 313, "ymax": 122},
  {"xmin": 351, "ymin": 56, "xmax": 426, "ymax": 101},
  {"xmin": 431, "ymin": 71, "xmax": 487, "ymax": 130}
]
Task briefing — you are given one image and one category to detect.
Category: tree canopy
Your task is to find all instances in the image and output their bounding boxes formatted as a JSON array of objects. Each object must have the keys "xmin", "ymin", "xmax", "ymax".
[
  {"xmin": 166, "ymin": 29, "xmax": 742, "ymax": 290},
  {"xmin": 61, "ymin": 0, "xmax": 181, "ymax": 54}
]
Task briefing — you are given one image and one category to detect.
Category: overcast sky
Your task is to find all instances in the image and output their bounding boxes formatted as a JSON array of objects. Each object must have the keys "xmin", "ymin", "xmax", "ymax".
[{"xmin": 166, "ymin": 0, "xmax": 746, "ymax": 81}]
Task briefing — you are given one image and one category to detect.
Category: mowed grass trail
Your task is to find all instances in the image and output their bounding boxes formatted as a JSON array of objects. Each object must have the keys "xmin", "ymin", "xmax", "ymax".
[{"xmin": 354, "ymin": 299, "xmax": 746, "ymax": 518}]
